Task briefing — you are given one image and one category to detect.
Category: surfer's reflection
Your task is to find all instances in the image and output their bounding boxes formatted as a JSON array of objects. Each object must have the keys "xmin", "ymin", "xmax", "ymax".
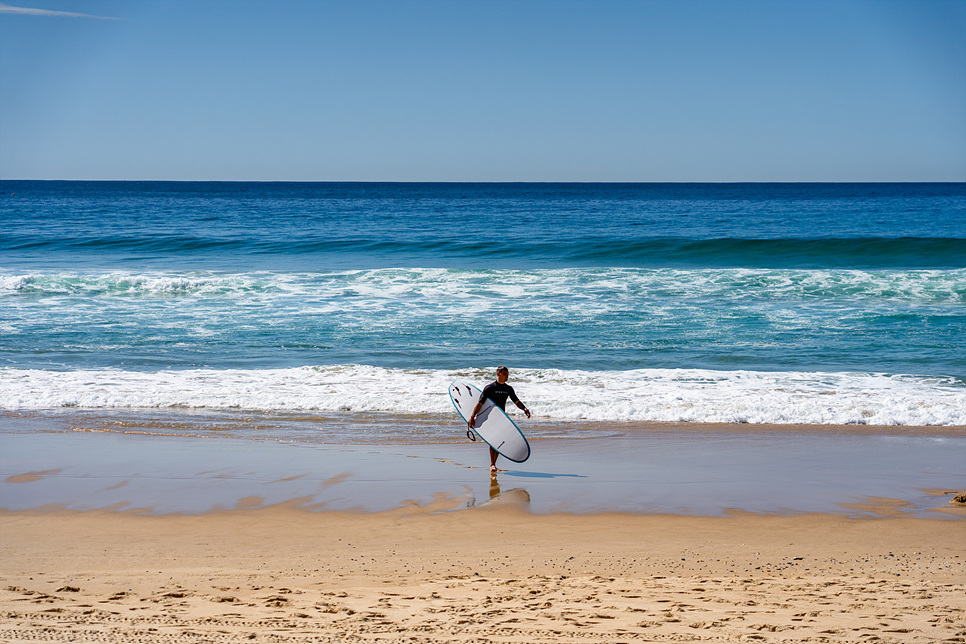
[
  {"xmin": 489, "ymin": 470, "xmax": 501, "ymax": 500},
  {"xmin": 464, "ymin": 471, "xmax": 532, "ymax": 509}
]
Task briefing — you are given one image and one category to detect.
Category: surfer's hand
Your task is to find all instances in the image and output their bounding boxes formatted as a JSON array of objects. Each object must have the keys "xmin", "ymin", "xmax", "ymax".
[{"xmin": 524, "ymin": 408, "xmax": 531, "ymax": 419}]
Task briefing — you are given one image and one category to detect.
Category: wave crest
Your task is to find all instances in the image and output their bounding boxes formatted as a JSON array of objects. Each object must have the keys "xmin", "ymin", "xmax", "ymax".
[{"xmin": 2, "ymin": 365, "xmax": 963, "ymax": 427}]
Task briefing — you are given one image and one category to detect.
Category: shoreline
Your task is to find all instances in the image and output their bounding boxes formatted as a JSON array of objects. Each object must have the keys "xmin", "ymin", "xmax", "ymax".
[
  {"xmin": 1, "ymin": 504, "xmax": 964, "ymax": 643},
  {"xmin": 3, "ymin": 415, "xmax": 965, "ymax": 518},
  {"xmin": 5, "ymin": 407, "xmax": 966, "ymax": 438}
]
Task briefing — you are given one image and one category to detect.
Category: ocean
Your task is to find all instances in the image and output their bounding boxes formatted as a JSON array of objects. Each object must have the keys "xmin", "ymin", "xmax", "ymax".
[{"xmin": 1, "ymin": 181, "xmax": 965, "ymax": 439}]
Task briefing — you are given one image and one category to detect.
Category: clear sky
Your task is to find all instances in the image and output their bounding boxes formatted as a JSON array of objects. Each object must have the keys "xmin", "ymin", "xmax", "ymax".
[{"xmin": 1, "ymin": 0, "xmax": 964, "ymax": 182}]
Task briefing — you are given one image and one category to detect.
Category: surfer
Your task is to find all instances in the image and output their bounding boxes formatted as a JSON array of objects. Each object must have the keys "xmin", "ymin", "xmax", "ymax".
[{"xmin": 468, "ymin": 366, "xmax": 531, "ymax": 471}]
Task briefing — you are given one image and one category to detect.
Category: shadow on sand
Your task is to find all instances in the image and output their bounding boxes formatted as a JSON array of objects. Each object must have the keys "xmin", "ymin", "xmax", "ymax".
[{"xmin": 502, "ymin": 470, "xmax": 587, "ymax": 479}]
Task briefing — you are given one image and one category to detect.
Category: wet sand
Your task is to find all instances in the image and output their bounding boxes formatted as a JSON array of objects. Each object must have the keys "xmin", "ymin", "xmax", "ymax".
[
  {"xmin": 2, "ymin": 417, "xmax": 965, "ymax": 642},
  {"xmin": 2, "ymin": 415, "xmax": 966, "ymax": 516}
]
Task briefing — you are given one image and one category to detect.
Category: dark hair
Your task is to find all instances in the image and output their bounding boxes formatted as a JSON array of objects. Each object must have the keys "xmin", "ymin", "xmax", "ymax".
[{"xmin": 496, "ymin": 366, "xmax": 509, "ymax": 373}]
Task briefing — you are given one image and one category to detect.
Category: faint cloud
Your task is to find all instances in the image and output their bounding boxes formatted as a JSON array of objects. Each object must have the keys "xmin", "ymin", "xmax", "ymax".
[{"xmin": 0, "ymin": 2, "xmax": 118, "ymax": 19}]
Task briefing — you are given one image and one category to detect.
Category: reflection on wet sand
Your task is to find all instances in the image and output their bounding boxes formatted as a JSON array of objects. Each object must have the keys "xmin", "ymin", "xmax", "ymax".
[
  {"xmin": 2, "ymin": 422, "xmax": 964, "ymax": 517},
  {"xmin": 461, "ymin": 472, "xmax": 533, "ymax": 510}
]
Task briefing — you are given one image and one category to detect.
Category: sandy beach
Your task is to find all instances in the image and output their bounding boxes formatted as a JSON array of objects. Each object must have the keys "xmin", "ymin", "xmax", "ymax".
[
  {"xmin": 2, "ymin": 504, "xmax": 965, "ymax": 643},
  {"xmin": 2, "ymin": 418, "xmax": 965, "ymax": 643}
]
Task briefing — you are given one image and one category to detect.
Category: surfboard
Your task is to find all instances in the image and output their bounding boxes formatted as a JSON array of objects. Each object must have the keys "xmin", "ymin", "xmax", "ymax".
[{"xmin": 449, "ymin": 380, "xmax": 531, "ymax": 463}]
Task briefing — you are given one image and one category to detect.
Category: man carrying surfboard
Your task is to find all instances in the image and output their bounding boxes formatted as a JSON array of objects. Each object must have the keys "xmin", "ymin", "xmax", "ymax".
[{"xmin": 468, "ymin": 366, "xmax": 531, "ymax": 471}]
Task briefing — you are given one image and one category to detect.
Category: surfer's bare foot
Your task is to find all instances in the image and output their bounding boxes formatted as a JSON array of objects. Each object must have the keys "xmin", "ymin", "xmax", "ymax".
[{"xmin": 490, "ymin": 465, "xmax": 498, "ymax": 472}]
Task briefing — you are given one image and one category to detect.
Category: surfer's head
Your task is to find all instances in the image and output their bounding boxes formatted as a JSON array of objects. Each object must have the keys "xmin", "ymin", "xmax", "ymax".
[{"xmin": 496, "ymin": 366, "xmax": 509, "ymax": 382}]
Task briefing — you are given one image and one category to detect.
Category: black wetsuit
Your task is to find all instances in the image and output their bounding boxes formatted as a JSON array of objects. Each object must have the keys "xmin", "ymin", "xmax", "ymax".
[{"xmin": 480, "ymin": 381, "xmax": 520, "ymax": 411}]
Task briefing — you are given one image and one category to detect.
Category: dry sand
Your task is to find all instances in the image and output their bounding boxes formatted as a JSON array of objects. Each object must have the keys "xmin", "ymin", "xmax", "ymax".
[{"xmin": 2, "ymin": 499, "xmax": 964, "ymax": 644}]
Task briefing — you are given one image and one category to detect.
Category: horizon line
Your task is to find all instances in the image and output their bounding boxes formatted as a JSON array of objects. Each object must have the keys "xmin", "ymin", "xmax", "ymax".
[{"xmin": 2, "ymin": 179, "xmax": 964, "ymax": 185}]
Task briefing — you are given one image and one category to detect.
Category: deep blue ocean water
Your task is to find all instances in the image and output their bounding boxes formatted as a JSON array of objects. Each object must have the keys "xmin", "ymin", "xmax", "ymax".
[{"xmin": 1, "ymin": 181, "xmax": 964, "ymax": 427}]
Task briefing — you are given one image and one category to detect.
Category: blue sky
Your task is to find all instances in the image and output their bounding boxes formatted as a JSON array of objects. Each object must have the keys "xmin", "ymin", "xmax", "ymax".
[{"xmin": 1, "ymin": 0, "xmax": 964, "ymax": 182}]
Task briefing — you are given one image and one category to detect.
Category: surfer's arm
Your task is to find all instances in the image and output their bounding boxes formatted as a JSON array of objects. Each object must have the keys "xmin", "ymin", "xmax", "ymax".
[
  {"xmin": 508, "ymin": 389, "xmax": 531, "ymax": 418},
  {"xmin": 514, "ymin": 399, "xmax": 531, "ymax": 418},
  {"xmin": 468, "ymin": 400, "xmax": 484, "ymax": 428}
]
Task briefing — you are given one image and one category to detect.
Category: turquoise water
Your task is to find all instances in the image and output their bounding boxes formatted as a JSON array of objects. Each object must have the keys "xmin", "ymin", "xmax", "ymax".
[{"xmin": 1, "ymin": 181, "xmax": 964, "ymax": 427}]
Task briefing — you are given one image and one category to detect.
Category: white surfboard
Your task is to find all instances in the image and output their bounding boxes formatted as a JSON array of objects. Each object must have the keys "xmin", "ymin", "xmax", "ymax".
[{"xmin": 449, "ymin": 380, "xmax": 531, "ymax": 463}]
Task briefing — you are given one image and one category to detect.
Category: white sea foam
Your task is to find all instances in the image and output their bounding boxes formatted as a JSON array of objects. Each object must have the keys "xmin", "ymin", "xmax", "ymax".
[
  {"xmin": 0, "ymin": 274, "xmax": 32, "ymax": 293},
  {"xmin": 1, "ymin": 267, "xmax": 963, "ymax": 302},
  {"xmin": 0, "ymin": 271, "xmax": 264, "ymax": 296},
  {"xmin": 1, "ymin": 365, "xmax": 963, "ymax": 427}
]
